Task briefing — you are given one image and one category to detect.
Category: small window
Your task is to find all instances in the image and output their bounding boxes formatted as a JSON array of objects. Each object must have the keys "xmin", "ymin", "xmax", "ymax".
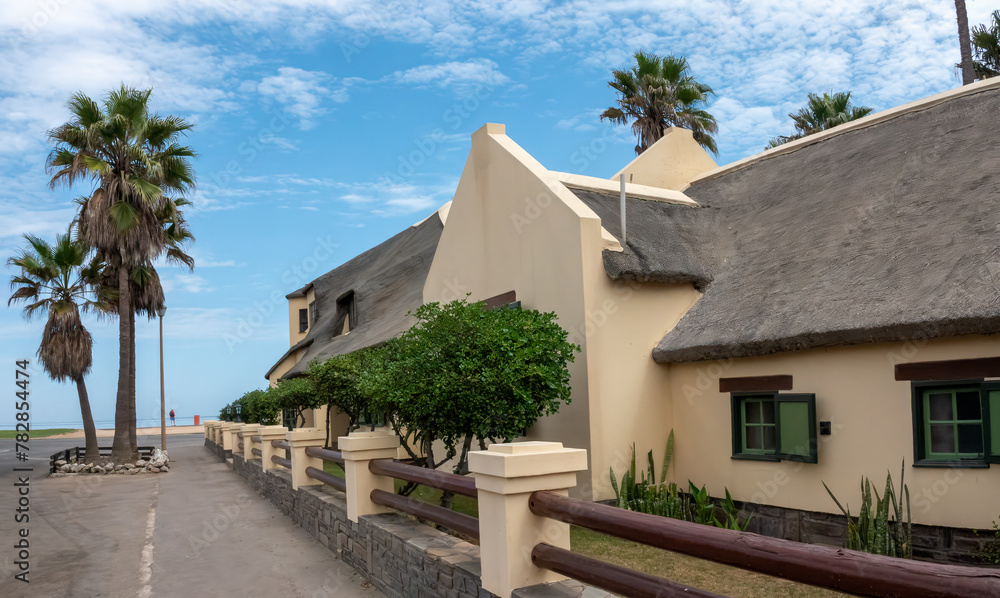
[
  {"xmin": 298, "ymin": 308, "xmax": 308, "ymax": 333},
  {"xmin": 308, "ymin": 301, "xmax": 317, "ymax": 326},
  {"xmin": 333, "ymin": 291, "xmax": 355, "ymax": 337},
  {"xmin": 731, "ymin": 393, "xmax": 817, "ymax": 463},
  {"xmin": 912, "ymin": 381, "xmax": 1000, "ymax": 466}
]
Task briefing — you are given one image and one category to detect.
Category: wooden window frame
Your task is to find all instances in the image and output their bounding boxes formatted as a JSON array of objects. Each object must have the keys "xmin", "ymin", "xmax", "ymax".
[
  {"xmin": 298, "ymin": 308, "xmax": 308, "ymax": 333},
  {"xmin": 731, "ymin": 392, "xmax": 817, "ymax": 463},
  {"xmin": 911, "ymin": 379, "xmax": 995, "ymax": 468}
]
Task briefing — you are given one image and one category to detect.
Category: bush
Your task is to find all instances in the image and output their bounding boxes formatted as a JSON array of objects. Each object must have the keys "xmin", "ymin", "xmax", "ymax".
[
  {"xmin": 975, "ymin": 519, "xmax": 1000, "ymax": 564},
  {"xmin": 273, "ymin": 377, "xmax": 323, "ymax": 428},
  {"xmin": 309, "ymin": 349, "xmax": 380, "ymax": 442},
  {"xmin": 363, "ymin": 298, "xmax": 579, "ymax": 475}
]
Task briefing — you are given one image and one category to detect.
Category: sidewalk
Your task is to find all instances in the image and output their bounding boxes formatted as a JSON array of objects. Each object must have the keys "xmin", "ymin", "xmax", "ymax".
[{"xmin": 0, "ymin": 441, "xmax": 383, "ymax": 598}]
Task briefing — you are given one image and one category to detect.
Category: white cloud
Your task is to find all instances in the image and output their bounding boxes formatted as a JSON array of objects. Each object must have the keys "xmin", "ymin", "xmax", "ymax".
[
  {"xmin": 161, "ymin": 273, "xmax": 212, "ymax": 294},
  {"xmin": 391, "ymin": 58, "xmax": 510, "ymax": 92},
  {"xmin": 256, "ymin": 67, "xmax": 350, "ymax": 130}
]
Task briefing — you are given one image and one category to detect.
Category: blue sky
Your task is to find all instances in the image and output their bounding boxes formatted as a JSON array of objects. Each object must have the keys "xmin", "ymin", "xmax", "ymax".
[{"xmin": 0, "ymin": 0, "xmax": 995, "ymax": 429}]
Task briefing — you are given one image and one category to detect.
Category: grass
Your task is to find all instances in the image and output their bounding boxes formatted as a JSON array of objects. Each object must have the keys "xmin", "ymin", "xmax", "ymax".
[
  {"xmin": 321, "ymin": 460, "xmax": 843, "ymax": 596},
  {"xmin": 570, "ymin": 526, "xmax": 848, "ymax": 598},
  {"xmin": 0, "ymin": 429, "xmax": 76, "ymax": 439}
]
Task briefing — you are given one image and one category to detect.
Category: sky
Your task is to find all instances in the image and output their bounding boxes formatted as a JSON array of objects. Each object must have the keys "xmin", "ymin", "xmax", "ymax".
[{"xmin": 0, "ymin": 0, "xmax": 995, "ymax": 430}]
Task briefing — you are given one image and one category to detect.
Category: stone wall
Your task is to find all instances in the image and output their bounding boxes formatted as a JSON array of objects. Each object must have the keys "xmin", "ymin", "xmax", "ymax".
[
  {"xmin": 227, "ymin": 447, "xmax": 491, "ymax": 598},
  {"xmin": 740, "ymin": 500, "xmax": 986, "ymax": 564}
]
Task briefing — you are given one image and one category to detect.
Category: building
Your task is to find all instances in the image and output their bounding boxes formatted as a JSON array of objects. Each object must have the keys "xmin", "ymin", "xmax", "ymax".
[{"xmin": 268, "ymin": 77, "xmax": 1000, "ymax": 546}]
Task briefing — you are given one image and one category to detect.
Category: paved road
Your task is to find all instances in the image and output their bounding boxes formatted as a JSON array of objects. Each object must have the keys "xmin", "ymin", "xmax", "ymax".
[{"xmin": 0, "ymin": 434, "xmax": 383, "ymax": 598}]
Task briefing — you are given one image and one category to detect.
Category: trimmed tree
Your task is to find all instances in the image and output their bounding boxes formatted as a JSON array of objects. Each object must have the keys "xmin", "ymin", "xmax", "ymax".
[
  {"xmin": 364, "ymin": 298, "xmax": 579, "ymax": 507},
  {"xmin": 309, "ymin": 349, "xmax": 381, "ymax": 446}
]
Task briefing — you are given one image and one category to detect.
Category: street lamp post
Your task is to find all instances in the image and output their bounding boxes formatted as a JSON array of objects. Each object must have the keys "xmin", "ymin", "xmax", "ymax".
[{"xmin": 158, "ymin": 304, "xmax": 167, "ymax": 451}]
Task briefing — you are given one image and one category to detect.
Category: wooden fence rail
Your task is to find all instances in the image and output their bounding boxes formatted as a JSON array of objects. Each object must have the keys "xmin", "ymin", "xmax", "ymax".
[
  {"xmin": 369, "ymin": 458, "xmax": 477, "ymax": 498},
  {"xmin": 370, "ymin": 488, "xmax": 479, "ymax": 539},
  {"xmin": 528, "ymin": 490, "xmax": 1000, "ymax": 598},
  {"xmin": 305, "ymin": 465, "xmax": 346, "ymax": 492},
  {"xmin": 305, "ymin": 446, "xmax": 344, "ymax": 466}
]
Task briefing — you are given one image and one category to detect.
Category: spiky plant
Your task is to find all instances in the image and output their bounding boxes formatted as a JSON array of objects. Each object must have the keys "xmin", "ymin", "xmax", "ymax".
[
  {"xmin": 822, "ymin": 461, "xmax": 912, "ymax": 558},
  {"xmin": 8, "ymin": 230, "xmax": 105, "ymax": 462}
]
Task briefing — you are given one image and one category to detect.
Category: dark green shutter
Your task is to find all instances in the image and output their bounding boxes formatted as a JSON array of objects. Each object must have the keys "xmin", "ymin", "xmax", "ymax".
[
  {"xmin": 775, "ymin": 393, "xmax": 817, "ymax": 463},
  {"xmin": 983, "ymin": 383, "xmax": 1000, "ymax": 464}
]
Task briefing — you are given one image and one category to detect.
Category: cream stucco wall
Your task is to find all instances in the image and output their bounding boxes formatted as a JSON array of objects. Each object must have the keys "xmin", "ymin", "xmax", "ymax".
[
  {"xmin": 423, "ymin": 124, "xmax": 708, "ymax": 499},
  {"xmin": 611, "ymin": 127, "xmax": 717, "ymax": 191},
  {"xmin": 667, "ymin": 334, "xmax": 1000, "ymax": 529},
  {"xmin": 423, "ymin": 123, "xmax": 601, "ymax": 496},
  {"xmin": 268, "ymin": 348, "xmax": 307, "ymax": 388}
]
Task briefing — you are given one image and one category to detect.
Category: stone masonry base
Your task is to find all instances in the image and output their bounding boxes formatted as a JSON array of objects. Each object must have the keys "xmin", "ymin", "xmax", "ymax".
[{"xmin": 207, "ymin": 441, "xmax": 607, "ymax": 598}]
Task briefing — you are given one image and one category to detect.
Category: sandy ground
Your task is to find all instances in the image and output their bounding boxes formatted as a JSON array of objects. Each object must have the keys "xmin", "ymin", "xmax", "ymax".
[{"xmin": 46, "ymin": 424, "xmax": 204, "ymax": 439}]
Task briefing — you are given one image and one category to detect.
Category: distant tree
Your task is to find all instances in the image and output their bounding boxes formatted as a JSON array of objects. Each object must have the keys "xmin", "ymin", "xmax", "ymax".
[
  {"xmin": 309, "ymin": 349, "xmax": 381, "ymax": 446},
  {"xmin": 766, "ymin": 92, "xmax": 874, "ymax": 149},
  {"xmin": 956, "ymin": 0, "xmax": 977, "ymax": 85},
  {"xmin": 273, "ymin": 376, "xmax": 323, "ymax": 428},
  {"xmin": 227, "ymin": 388, "xmax": 281, "ymax": 425},
  {"xmin": 8, "ymin": 231, "xmax": 105, "ymax": 462},
  {"xmin": 601, "ymin": 51, "xmax": 718, "ymax": 156},
  {"xmin": 972, "ymin": 10, "xmax": 1000, "ymax": 80}
]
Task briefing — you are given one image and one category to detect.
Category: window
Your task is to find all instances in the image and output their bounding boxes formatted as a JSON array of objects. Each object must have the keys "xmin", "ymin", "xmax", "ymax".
[
  {"xmin": 333, "ymin": 291, "xmax": 355, "ymax": 337},
  {"xmin": 298, "ymin": 308, "xmax": 308, "ymax": 333},
  {"xmin": 911, "ymin": 380, "xmax": 1000, "ymax": 466},
  {"xmin": 308, "ymin": 301, "xmax": 317, "ymax": 326},
  {"xmin": 731, "ymin": 393, "xmax": 817, "ymax": 463}
]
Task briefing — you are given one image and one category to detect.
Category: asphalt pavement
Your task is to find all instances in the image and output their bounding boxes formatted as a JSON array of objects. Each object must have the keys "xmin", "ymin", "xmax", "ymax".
[{"xmin": 0, "ymin": 433, "xmax": 383, "ymax": 597}]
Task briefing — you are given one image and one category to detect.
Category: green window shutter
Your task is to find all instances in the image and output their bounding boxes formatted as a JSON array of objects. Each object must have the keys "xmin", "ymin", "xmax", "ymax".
[
  {"xmin": 983, "ymin": 383, "xmax": 1000, "ymax": 464},
  {"xmin": 775, "ymin": 393, "xmax": 817, "ymax": 463}
]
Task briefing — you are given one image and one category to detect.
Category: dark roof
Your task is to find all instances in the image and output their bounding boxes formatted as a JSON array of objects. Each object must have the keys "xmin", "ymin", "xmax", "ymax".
[
  {"xmin": 264, "ymin": 338, "xmax": 313, "ymax": 380},
  {"xmin": 570, "ymin": 186, "xmax": 718, "ymax": 290},
  {"xmin": 605, "ymin": 85, "xmax": 1000, "ymax": 363},
  {"xmin": 267, "ymin": 213, "xmax": 444, "ymax": 379}
]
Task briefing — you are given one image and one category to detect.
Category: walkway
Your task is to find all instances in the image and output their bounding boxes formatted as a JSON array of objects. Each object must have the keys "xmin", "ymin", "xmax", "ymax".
[{"xmin": 0, "ymin": 435, "xmax": 382, "ymax": 598}]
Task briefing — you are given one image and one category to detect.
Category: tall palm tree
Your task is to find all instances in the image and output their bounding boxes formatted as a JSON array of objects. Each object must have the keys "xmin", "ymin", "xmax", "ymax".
[
  {"xmin": 601, "ymin": 51, "xmax": 718, "ymax": 156},
  {"xmin": 47, "ymin": 86, "xmax": 196, "ymax": 462},
  {"xmin": 8, "ymin": 231, "xmax": 105, "ymax": 462},
  {"xmin": 766, "ymin": 92, "xmax": 874, "ymax": 149},
  {"xmin": 956, "ymin": 1, "xmax": 976, "ymax": 85},
  {"xmin": 94, "ymin": 196, "xmax": 194, "ymax": 454},
  {"xmin": 972, "ymin": 10, "xmax": 1000, "ymax": 80}
]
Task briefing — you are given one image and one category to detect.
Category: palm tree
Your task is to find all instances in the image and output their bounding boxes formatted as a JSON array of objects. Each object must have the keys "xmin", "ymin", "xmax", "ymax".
[
  {"xmin": 8, "ymin": 231, "xmax": 105, "ymax": 462},
  {"xmin": 47, "ymin": 86, "xmax": 196, "ymax": 463},
  {"xmin": 601, "ymin": 51, "xmax": 719, "ymax": 156},
  {"xmin": 972, "ymin": 10, "xmax": 1000, "ymax": 80},
  {"xmin": 766, "ymin": 92, "xmax": 874, "ymax": 149},
  {"xmin": 94, "ymin": 196, "xmax": 194, "ymax": 454},
  {"xmin": 956, "ymin": 1, "xmax": 976, "ymax": 85}
]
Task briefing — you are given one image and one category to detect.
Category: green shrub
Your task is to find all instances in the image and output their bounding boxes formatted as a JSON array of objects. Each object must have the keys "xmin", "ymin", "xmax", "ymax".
[
  {"xmin": 610, "ymin": 431, "xmax": 751, "ymax": 531},
  {"xmin": 974, "ymin": 519, "xmax": 1000, "ymax": 565},
  {"xmin": 822, "ymin": 463, "xmax": 912, "ymax": 559}
]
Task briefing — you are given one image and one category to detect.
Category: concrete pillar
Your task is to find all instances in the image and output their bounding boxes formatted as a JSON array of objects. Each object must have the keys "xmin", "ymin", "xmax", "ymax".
[
  {"xmin": 338, "ymin": 429, "xmax": 400, "ymax": 522},
  {"xmin": 241, "ymin": 424, "xmax": 262, "ymax": 460},
  {"xmin": 286, "ymin": 427, "xmax": 326, "ymax": 490},
  {"xmin": 259, "ymin": 425, "xmax": 288, "ymax": 472},
  {"xmin": 469, "ymin": 442, "xmax": 588, "ymax": 598},
  {"xmin": 206, "ymin": 421, "xmax": 218, "ymax": 443},
  {"xmin": 204, "ymin": 421, "xmax": 211, "ymax": 440},
  {"xmin": 226, "ymin": 423, "xmax": 242, "ymax": 454}
]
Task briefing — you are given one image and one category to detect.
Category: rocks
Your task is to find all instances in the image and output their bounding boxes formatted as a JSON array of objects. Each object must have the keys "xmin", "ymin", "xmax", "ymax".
[
  {"xmin": 136, "ymin": 459, "xmax": 147, "ymax": 467},
  {"xmin": 51, "ymin": 450, "xmax": 174, "ymax": 476},
  {"xmin": 55, "ymin": 459, "xmax": 67, "ymax": 467}
]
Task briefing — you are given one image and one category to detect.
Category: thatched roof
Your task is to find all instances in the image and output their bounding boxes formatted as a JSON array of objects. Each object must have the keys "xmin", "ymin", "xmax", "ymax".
[
  {"xmin": 266, "ymin": 213, "xmax": 444, "ymax": 379},
  {"xmin": 570, "ymin": 186, "xmax": 718, "ymax": 290},
  {"xmin": 596, "ymin": 83, "xmax": 1000, "ymax": 363}
]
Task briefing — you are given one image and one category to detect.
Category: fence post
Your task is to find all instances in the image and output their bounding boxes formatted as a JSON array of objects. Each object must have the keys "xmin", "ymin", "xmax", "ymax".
[
  {"xmin": 469, "ymin": 441, "xmax": 588, "ymax": 598},
  {"xmin": 207, "ymin": 421, "xmax": 220, "ymax": 444},
  {"xmin": 226, "ymin": 423, "xmax": 242, "ymax": 455},
  {"xmin": 241, "ymin": 423, "xmax": 261, "ymax": 459},
  {"xmin": 338, "ymin": 429, "xmax": 400, "ymax": 521},
  {"xmin": 259, "ymin": 425, "xmax": 289, "ymax": 472},
  {"xmin": 287, "ymin": 427, "xmax": 326, "ymax": 490}
]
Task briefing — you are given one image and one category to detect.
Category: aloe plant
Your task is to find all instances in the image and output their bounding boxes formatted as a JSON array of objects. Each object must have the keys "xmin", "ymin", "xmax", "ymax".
[
  {"xmin": 610, "ymin": 431, "xmax": 751, "ymax": 531},
  {"xmin": 822, "ymin": 461, "xmax": 912, "ymax": 558}
]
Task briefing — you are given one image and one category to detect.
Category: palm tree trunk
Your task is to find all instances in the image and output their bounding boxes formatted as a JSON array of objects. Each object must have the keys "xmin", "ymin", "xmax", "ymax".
[
  {"xmin": 111, "ymin": 264, "xmax": 135, "ymax": 463},
  {"xmin": 956, "ymin": 0, "xmax": 976, "ymax": 84},
  {"xmin": 75, "ymin": 376, "xmax": 100, "ymax": 463},
  {"xmin": 129, "ymin": 317, "xmax": 137, "ymax": 454}
]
